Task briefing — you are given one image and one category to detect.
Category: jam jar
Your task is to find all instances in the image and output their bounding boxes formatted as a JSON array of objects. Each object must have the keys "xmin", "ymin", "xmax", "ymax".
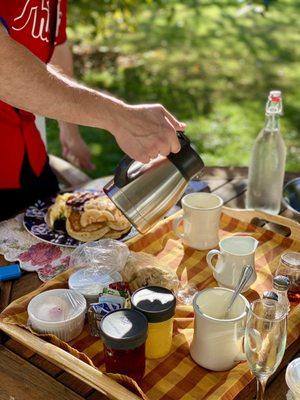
[
  {"xmin": 99, "ymin": 309, "xmax": 148, "ymax": 381},
  {"xmin": 131, "ymin": 286, "xmax": 176, "ymax": 359}
]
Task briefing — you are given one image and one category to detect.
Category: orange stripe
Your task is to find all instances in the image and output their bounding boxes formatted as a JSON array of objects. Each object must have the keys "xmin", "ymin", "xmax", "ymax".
[
  {"xmin": 141, "ymin": 341, "xmax": 191, "ymax": 393},
  {"xmin": 159, "ymin": 363, "xmax": 208, "ymax": 400}
]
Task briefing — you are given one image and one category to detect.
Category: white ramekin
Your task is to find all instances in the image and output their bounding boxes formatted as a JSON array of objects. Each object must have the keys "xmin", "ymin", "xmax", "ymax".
[{"xmin": 28, "ymin": 289, "xmax": 87, "ymax": 342}]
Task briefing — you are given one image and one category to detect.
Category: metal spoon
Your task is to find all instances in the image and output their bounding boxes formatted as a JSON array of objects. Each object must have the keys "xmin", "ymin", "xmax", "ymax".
[{"xmin": 224, "ymin": 265, "xmax": 254, "ymax": 318}]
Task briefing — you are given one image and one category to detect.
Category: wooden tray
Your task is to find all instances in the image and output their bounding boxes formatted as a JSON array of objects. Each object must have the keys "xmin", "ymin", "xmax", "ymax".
[{"xmin": 0, "ymin": 207, "xmax": 299, "ymax": 400}]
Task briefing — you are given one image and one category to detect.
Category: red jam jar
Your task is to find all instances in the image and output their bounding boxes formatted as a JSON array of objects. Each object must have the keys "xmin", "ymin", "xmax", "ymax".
[{"xmin": 99, "ymin": 309, "xmax": 148, "ymax": 381}]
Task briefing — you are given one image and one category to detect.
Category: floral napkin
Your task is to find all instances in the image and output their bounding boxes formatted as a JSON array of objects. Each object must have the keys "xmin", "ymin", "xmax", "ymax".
[
  {"xmin": 0, "ymin": 213, "xmax": 72, "ymax": 281},
  {"xmin": 0, "ymin": 178, "xmax": 112, "ymax": 281}
]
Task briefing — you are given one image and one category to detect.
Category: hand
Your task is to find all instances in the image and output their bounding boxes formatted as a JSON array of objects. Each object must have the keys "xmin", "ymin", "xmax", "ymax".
[
  {"xmin": 59, "ymin": 123, "xmax": 95, "ymax": 170},
  {"xmin": 111, "ymin": 103, "xmax": 186, "ymax": 163}
]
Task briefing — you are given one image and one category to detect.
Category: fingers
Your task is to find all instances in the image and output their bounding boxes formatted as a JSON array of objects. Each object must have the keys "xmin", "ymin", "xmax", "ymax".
[
  {"xmin": 162, "ymin": 107, "xmax": 186, "ymax": 132},
  {"xmin": 62, "ymin": 144, "xmax": 95, "ymax": 170},
  {"xmin": 163, "ymin": 117, "xmax": 181, "ymax": 154}
]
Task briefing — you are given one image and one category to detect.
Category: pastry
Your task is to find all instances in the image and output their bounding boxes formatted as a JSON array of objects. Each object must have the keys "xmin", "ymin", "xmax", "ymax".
[
  {"xmin": 47, "ymin": 193, "xmax": 72, "ymax": 229},
  {"xmin": 47, "ymin": 191, "xmax": 131, "ymax": 242},
  {"xmin": 121, "ymin": 252, "xmax": 179, "ymax": 292}
]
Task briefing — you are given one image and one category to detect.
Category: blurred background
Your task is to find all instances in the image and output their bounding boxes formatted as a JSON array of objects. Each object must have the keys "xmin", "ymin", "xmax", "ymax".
[{"xmin": 47, "ymin": 0, "xmax": 300, "ymax": 178}]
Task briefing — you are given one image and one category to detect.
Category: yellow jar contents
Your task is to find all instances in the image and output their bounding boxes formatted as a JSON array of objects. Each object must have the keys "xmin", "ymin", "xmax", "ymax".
[
  {"xmin": 146, "ymin": 317, "xmax": 174, "ymax": 359},
  {"xmin": 131, "ymin": 286, "xmax": 176, "ymax": 360}
]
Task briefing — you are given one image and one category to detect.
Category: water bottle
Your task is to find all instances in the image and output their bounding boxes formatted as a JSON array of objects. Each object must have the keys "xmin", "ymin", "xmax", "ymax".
[{"xmin": 246, "ymin": 90, "xmax": 286, "ymax": 214}]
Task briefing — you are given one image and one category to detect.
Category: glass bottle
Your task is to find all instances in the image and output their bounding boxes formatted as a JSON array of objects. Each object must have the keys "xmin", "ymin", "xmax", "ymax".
[
  {"xmin": 273, "ymin": 275, "xmax": 290, "ymax": 314},
  {"xmin": 246, "ymin": 90, "xmax": 286, "ymax": 214}
]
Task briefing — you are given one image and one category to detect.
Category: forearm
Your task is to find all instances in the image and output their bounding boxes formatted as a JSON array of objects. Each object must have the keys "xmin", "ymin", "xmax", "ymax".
[
  {"xmin": 50, "ymin": 42, "xmax": 79, "ymax": 133},
  {"xmin": 0, "ymin": 29, "xmax": 124, "ymax": 132}
]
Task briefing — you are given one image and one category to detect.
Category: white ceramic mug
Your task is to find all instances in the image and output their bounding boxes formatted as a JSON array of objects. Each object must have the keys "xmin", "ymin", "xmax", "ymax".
[
  {"xmin": 206, "ymin": 236, "xmax": 258, "ymax": 291},
  {"xmin": 173, "ymin": 193, "xmax": 223, "ymax": 250},
  {"xmin": 190, "ymin": 287, "xmax": 249, "ymax": 371}
]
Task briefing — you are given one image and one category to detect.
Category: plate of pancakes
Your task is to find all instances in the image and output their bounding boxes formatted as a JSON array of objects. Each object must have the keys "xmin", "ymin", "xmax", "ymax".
[{"xmin": 23, "ymin": 191, "xmax": 137, "ymax": 247}]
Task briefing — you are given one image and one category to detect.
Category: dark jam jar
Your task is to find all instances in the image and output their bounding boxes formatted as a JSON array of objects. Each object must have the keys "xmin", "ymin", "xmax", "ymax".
[{"xmin": 99, "ymin": 309, "xmax": 148, "ymax": 382}]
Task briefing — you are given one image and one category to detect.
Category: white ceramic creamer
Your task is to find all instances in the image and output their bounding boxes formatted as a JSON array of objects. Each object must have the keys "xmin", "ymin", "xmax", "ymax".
[{"xmin": 206, "ymin": 236, "xmax": 258, "ymax": 291}]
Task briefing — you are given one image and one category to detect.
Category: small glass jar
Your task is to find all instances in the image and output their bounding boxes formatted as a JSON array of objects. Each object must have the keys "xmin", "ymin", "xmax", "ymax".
[
  {"xmin": 285, "ymin": 358, "xmax": 300, "ymax": 399},
  {"xmin": 273, "ymin": 275, "xmax": 290, "ymax": 314},
  {"xmin": 99, "ymin": 309, "xmax": 148, "ymax": 381},
  {"xmin": 131, "ymin": 286, "xmax": 176, "ymax": 359},
  {"xmin": 276, "ymin": 252, "xmax": 300, "ymax": 304}
]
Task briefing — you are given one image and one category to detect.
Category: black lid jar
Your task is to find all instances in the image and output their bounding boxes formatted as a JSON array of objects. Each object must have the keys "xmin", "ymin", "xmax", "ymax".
[
  {"xmin": 99, "ymin": 309, "xmax": 148, "ymax": 381},
  {"xmin": 131, "ymin": 286, "xmax": 176, "ymax": 359}
]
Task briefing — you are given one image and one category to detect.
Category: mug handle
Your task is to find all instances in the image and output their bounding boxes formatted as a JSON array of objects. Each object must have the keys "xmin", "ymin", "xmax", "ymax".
[
  {"xmin": 206, "ymin": 249, "xmax": 221, "ymax": 272},
  {"xmin": 234, "ymin": 327, "xmax": 247, "ymax": 362},
  {"xmin": 172, "ymin": 216, "xmax": 184, "ymax": 239}
]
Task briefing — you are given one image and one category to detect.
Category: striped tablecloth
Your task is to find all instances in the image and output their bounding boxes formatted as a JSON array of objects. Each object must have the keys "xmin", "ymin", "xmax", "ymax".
[{"xmin": 1, "ymin": 212, "xmax": 300, "ymax": 400}]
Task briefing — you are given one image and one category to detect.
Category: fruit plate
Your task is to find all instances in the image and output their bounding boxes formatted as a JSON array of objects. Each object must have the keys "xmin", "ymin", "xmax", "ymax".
[{"xmin": 23, "ymin": 196, "xmax": 138, "ymax": 248}]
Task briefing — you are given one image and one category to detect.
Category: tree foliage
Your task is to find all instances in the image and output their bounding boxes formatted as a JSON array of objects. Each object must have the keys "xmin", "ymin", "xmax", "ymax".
[{"xmin": 68, "ymin": 0, "xmax": 272, "ymax": 41}]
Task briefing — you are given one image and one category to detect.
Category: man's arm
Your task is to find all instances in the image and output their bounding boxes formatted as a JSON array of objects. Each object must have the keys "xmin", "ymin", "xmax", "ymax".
[
  {"xmin": 51, "ymin": 42, "xmax": 94, "ymax": 170},
  {"xmin": 0, "ymin": 27, "xmax": 185, "ymax": 163}
]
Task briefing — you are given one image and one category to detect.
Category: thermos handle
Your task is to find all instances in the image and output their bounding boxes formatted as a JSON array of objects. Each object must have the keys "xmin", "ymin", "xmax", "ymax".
[
  {"xmin": 114, "ymin": 155, "xmax": 135, "ymax": 188},
  {"xmin": 176, "ymin": 131, "xmax": 190, "ymax": 147},
  {"xmin": 114, "ymin": 132, "xmax": 188, "ymax": 188}
]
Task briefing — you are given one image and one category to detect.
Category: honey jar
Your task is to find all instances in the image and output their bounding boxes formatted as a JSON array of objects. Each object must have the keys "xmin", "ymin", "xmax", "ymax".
[{"xmin": 131, "ymin": 286, "xmax": 176, "ymax": 359}]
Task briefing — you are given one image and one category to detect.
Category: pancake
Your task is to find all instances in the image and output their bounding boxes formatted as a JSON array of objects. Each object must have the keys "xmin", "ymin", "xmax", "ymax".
[{"xmin": 47, "ymin": 191, "xmax": 131, "ymax": 242}]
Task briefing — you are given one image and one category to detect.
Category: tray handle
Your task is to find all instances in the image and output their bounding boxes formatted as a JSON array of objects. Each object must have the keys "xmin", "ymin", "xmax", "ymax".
[
  {"xmin": 0, "ymin": 322, "xmax": 142, "ymax": 400},
  {"xmin": 222, "ymin": 206, "xmax": 300, "ymax": 241}
]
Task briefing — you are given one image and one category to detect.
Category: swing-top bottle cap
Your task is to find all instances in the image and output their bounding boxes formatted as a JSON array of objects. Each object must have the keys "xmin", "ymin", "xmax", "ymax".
[{"xmin": 269, "ymin": 90, "xmax": 282, "ymax": 102}]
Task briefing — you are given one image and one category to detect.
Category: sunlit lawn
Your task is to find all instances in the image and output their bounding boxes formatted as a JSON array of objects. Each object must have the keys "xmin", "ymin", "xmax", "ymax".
[{"xmin": 47, "ymin": 1, "xmax": 300, "ymax": 178}]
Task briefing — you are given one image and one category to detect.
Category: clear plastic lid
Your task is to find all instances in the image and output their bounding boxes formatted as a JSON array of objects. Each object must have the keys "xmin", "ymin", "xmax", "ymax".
[
  {"xmin": 286, "ymin": 358, "xmax": 300, "ymax": 396},
  {"xmin": 68, "ymin": 268, "xmax": 122, "ymax": 296},
  {"xmin": 28, "ymin": 289, "xmax": 86, "ymax": 323},
  {"xmin": 69, "ymin": 239, "xmax": 129, "ymax": 273}
]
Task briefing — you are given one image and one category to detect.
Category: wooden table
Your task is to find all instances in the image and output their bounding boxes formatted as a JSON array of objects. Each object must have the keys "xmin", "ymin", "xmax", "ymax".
[{"xmin": 0, "ymin": 166, "xmax": 299, "ymax": 400}]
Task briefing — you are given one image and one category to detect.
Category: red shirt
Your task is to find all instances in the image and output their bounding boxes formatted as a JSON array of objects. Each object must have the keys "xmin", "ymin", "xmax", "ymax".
[{"xmin": 0, "ymin": 0, "xmax": 67, "ymax": 189}]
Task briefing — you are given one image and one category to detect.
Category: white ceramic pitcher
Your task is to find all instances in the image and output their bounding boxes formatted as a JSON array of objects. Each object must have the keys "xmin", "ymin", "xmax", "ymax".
[
  {"xmin": 190, "ymin": 287, "xmax": 249, "ymax": 371},
  {"xmin": 206, "ymin": 235, "xmax": 258, "ymax": 291}
]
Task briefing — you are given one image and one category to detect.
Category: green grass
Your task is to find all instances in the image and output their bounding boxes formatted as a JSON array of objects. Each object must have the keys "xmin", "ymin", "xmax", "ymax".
[{"xmin": 47, "ymin": 1, "xmax": 300, "ymax": 178}]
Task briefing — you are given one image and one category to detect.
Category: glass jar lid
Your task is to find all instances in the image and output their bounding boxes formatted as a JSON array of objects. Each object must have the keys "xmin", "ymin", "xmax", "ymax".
[
  {"xmin": 99, "ymin": 309, "xmax": 148, "ymax": 350},
  {"xmin": 273, "ymin": 275, "xmax": 290, "ymax": 291},
  {"xmin": 131, "ymin": 286, "xmax": 176, "ymax": 323},
  {"xmin": 281, "ymin": 252, "xmax": 300, "ymax": 269},
  {"xmin": 263, "ymin": 291, "xmax": 279, "ymax": 302}
]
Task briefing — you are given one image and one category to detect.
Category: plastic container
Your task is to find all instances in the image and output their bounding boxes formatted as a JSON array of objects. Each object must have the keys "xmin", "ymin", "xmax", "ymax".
[
  {"xmin": 68, "ymin": 268, "xmax": 122, "ymax": 305},
  {"xmin": 131, "ymin": 286, "xmax": 176, "ymax": 359},
  {"xmin": 99, "ymin": 309, "xmax": 148, "ymax": 381},
  {"xmin": 286, "ymin": 358, "xmax": 300, "ymax": 399},
  {"xmin": 28, "ymin": 289, "xmax": 86, "ymax": 341}
]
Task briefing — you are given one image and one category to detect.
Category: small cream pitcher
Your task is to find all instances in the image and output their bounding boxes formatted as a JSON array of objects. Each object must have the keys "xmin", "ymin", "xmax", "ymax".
[{"xmin": 206, "ymin": 235, "xmax": 258, "ymax": 291}]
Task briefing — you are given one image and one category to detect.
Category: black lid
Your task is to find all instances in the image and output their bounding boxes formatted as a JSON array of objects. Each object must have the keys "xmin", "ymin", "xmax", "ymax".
[
  {"xmin": 131, "ymin": 286, "xmax": 176, "ymax": 323},
  {"xmin": 167, "ymin": 132, "xmax": 204, "ymax": 181},
  {"xmin": 99, "ymin": 309, "xmax": 148, "ymax": 350}
]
